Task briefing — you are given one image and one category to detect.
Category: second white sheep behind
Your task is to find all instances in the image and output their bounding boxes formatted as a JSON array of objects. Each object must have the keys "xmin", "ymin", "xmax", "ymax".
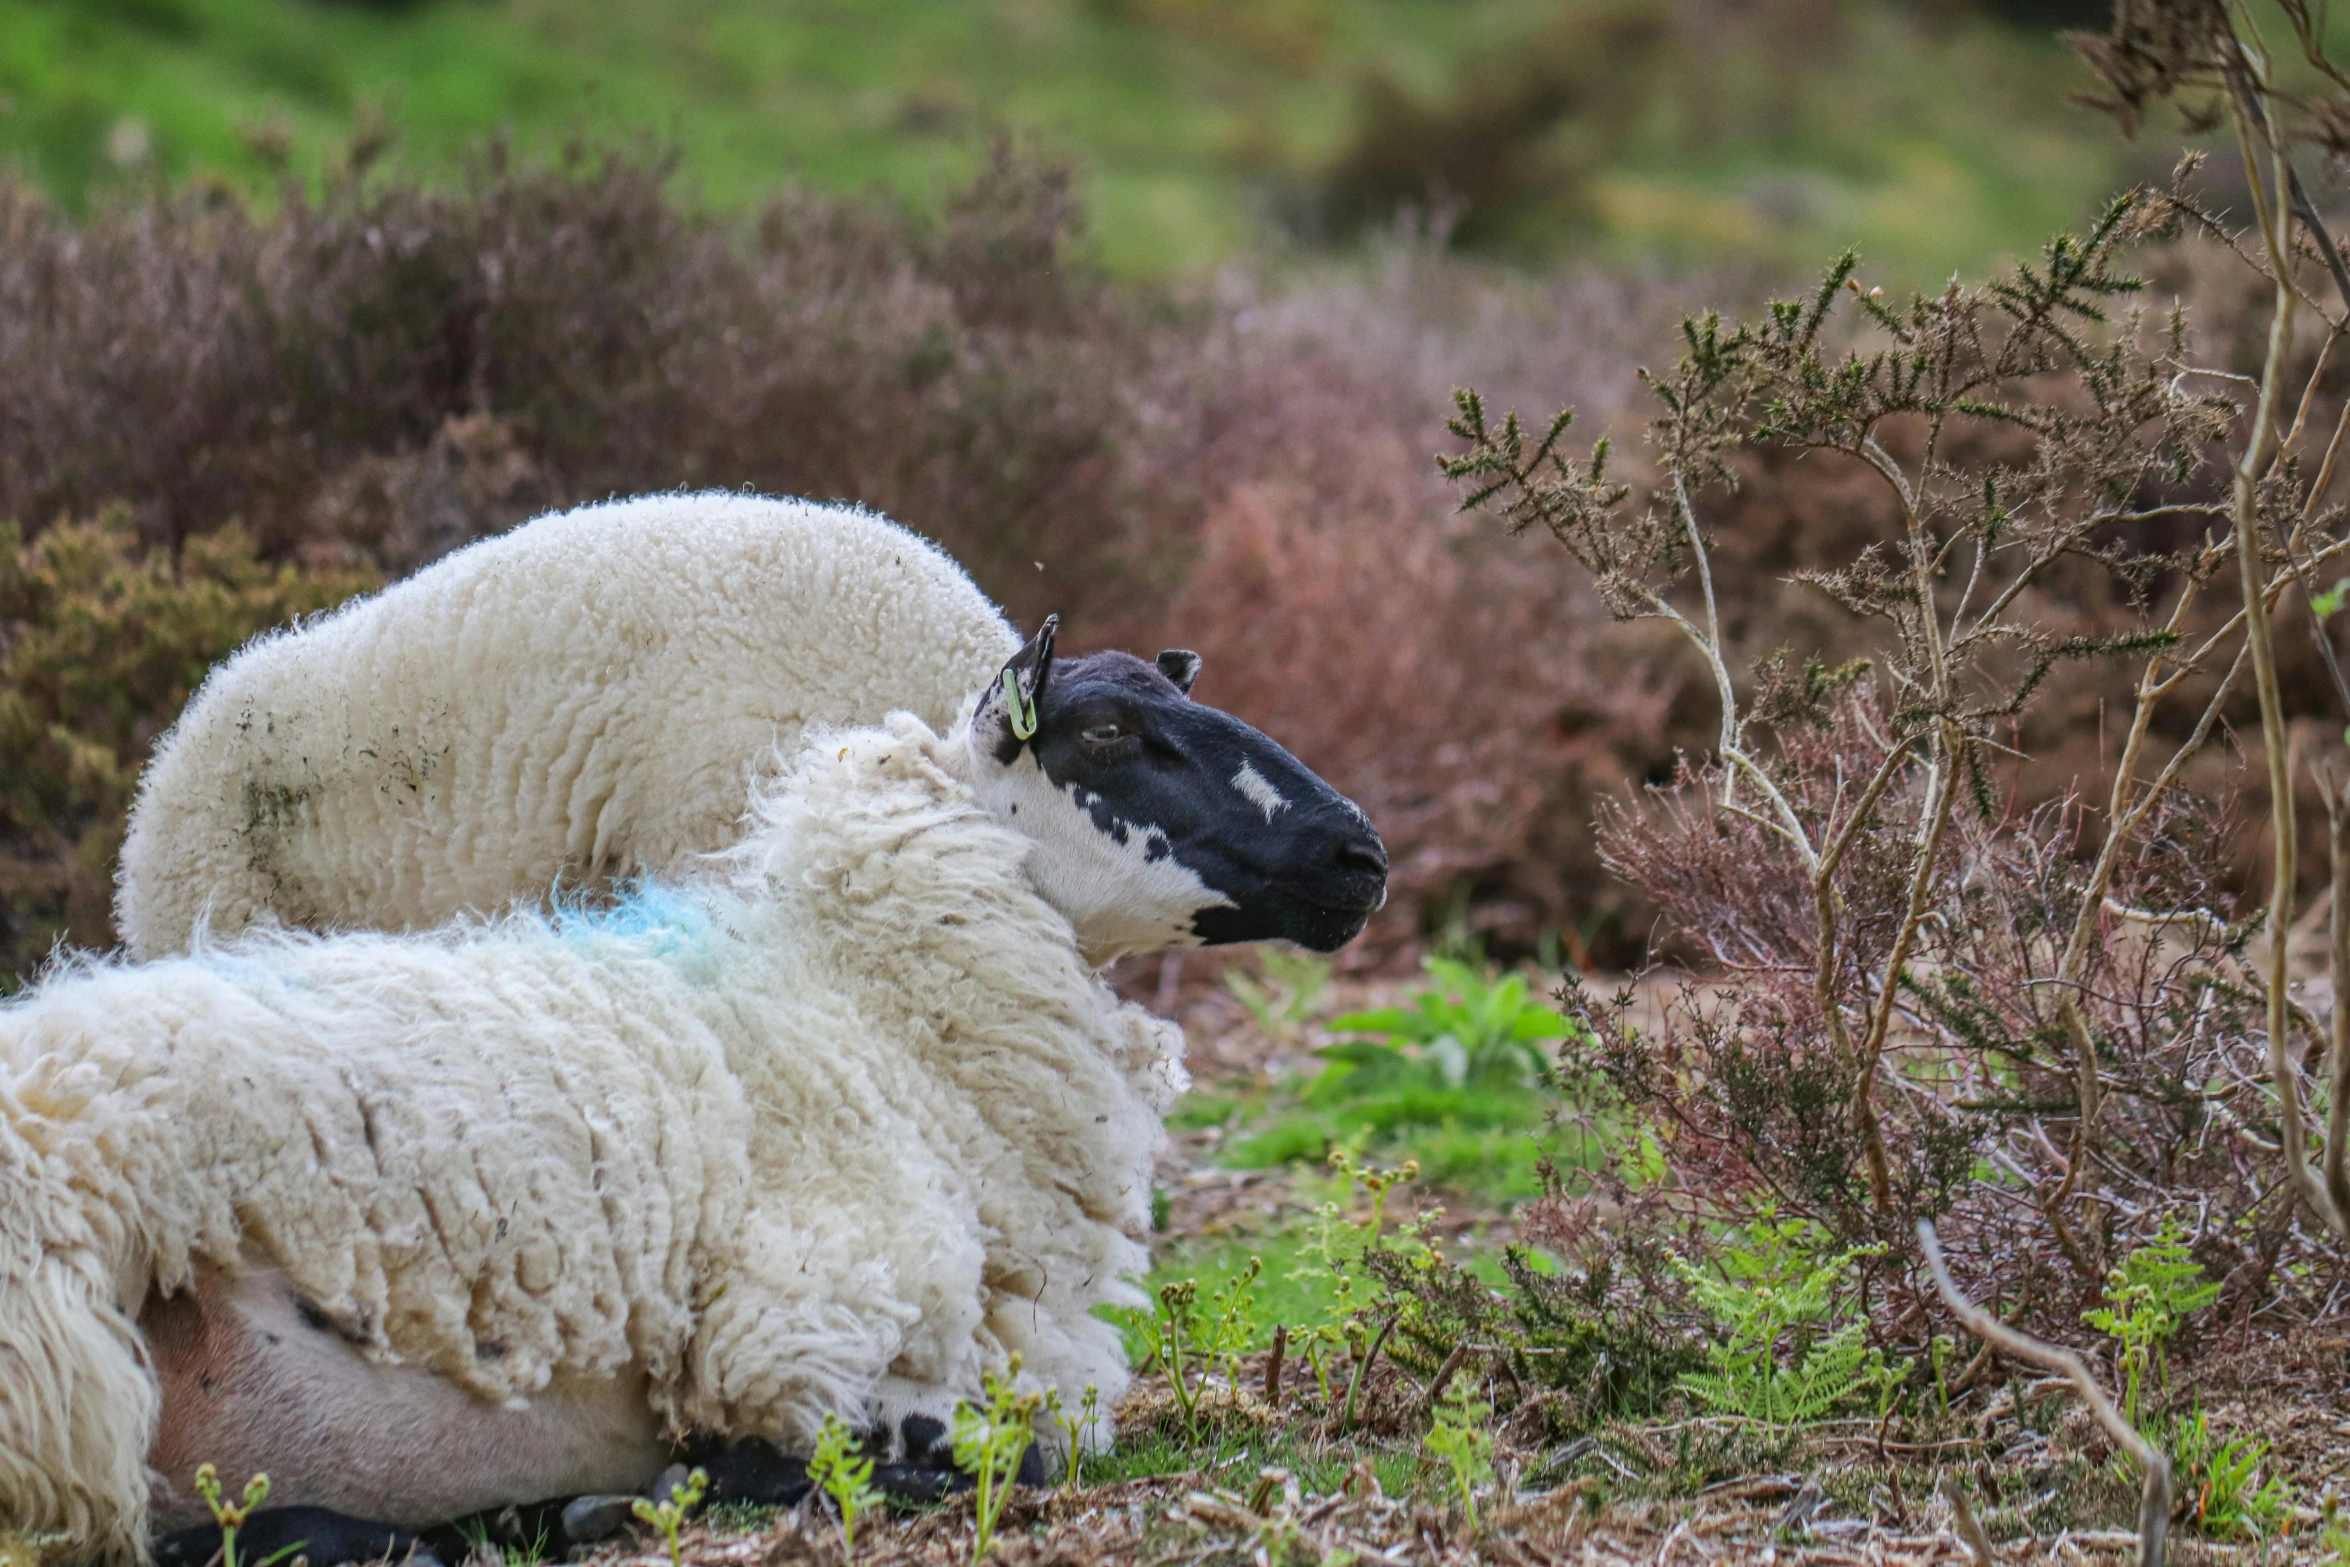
[{"xmin": 115, "ymin": 492, "xmax": 1018, "ymax": 958}]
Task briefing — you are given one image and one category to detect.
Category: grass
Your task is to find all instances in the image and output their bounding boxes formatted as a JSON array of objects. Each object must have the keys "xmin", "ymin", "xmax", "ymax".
[
  {"xmin": 0, "ymin": 0, "xmax": 1560, "ymax": 276},
  {"xmin": 0, "ymin": 0, "xmax": 2251, "ymax": 285},
  {"xmin": 1192, "ymin": 1083, "xmax": 1559, "ymax": 1204}
]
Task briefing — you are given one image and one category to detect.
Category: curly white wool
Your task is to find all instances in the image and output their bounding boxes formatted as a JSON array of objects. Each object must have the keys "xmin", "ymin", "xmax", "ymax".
[
  {"xmin": 3, "ymin": 716, "xmax": 1184, "ymax": 1565},
  {"xmin": 114, "ymin": 492, "xmax": 1017, "ymax": 957}
]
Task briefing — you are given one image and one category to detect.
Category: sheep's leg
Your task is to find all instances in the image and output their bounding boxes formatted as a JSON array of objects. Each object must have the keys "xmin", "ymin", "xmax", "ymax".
[
  {"xmin": 653, "ymin": 1376, "xmax": 1045, "ymax": 1514},
  {"xmin": 142, "ymin": 1262, "xmax": 668, "ymax": 1534},
  {"xmin": 151, "ymin": 1506, "xmax": 441, "ymax": 1567},
  {"xmin": 671, "ymin": 1436, "xmax": 811, "ymax": 1507}
]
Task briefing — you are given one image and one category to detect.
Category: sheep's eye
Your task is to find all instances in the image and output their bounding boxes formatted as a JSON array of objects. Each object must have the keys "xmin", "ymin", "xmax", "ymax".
[{"xmin": 1081, "ymin": 723, "xmax": 1124, "ymax": 745}]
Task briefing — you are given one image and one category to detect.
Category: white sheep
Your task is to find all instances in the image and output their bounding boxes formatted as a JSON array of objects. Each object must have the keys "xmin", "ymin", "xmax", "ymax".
[
  {"xmin": 3, "ymin": 626, "xmax": 1390, "ymax": 1567},
  {"xmin": 114, "ymin": 491, "xmax": 1018, "ymax": 959}
]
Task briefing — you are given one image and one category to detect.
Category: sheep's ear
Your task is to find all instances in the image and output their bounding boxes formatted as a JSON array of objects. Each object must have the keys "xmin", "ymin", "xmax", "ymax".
[
  {"xmin": 1155, "ymin": 650, "xmax": 1201, "ymax": 696},
  {"xmin": 998, "ymin": 614, "xmax": 1059, "ymax": 742}
]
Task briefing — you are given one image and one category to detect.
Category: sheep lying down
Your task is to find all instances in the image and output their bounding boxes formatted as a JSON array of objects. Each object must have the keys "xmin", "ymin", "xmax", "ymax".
[
  {"xmin": 0, "ymin": 624, "xmax": 1389, "ymax": 1567},
  {"xmin": 114, "ymin": 491, "xmax": 1019, "ymax": 960}
]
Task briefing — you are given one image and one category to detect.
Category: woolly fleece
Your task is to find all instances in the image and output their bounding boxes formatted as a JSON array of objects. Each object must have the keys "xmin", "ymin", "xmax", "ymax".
[
  {"xmin": 3, "ymin": 717, "xmax": 1184, "ymax": 1565},
  {"xmin": 115, "ymin": 492, "xmax": 1018, "ymax": 958}
]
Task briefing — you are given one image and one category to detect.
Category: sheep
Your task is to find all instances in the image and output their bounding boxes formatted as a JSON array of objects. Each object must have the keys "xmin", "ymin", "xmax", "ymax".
[
  {"xmin": 114, "ymin": 492, "xmax": 1019, "ymax": 960},
  {"xmin": 2, "ymin": 622, "xmax": 1390, "ymax": 1567}
]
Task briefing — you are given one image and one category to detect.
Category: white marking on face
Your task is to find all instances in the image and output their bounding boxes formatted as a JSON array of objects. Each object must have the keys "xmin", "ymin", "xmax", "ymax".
[
  {"xmin": 1231, "ymin": 761, "xmax": 1289, "ymax": 824},
  {"xmin": 969, "ymin": 738, "xmax": 1232, "ymax": 965}
]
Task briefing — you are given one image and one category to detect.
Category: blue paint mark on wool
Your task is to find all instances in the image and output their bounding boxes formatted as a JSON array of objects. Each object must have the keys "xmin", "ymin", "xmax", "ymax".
[{"xmin": 548, "ymin": 880, "xmax": 723, "ymax": 972}]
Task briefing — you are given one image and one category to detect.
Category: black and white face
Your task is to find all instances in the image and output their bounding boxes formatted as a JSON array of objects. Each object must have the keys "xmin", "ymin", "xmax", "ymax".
[{"xmin": 966, "ymin": 618, "xmax": 1389, "ymax": 964}]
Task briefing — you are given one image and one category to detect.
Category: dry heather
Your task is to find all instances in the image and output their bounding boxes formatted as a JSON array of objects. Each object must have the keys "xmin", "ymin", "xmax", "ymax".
[
  {"xmin": 0, "ymin": 148, "xmax": 1688, "ymax": 979},
  {"xmin": 8, "ymin": 134, "xmax": 2342, "ymax": 990}
]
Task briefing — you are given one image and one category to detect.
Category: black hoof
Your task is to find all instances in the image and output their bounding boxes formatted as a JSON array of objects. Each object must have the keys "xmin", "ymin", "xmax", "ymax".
[
  {"xmin": 672, "ymin": 1415, "xmax": 1050, "ymax": 1518},
  {"xmin": 863, "ymin": 1412, "xmax": 1049, "ymax": 1502},
  {"xmin": 675, "ymin": 1434, "xmax": 813, "ymax": 1508},
  {"xmin": 869, "ymin": 1463, "xmax": 965, "ymax": 1504},
  {"xmin": 154, "ymin": 1507, "xmax": 438, "ymax": 1567}
]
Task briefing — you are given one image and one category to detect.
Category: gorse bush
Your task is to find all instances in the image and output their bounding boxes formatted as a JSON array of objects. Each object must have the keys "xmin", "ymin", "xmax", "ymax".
[{"xmin": 0, "ymin": 512, "xmax": 375, "ymax": 984}]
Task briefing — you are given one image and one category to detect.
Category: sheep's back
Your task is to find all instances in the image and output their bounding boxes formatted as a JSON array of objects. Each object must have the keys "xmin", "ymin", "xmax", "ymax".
[{"xmin": 114, "ymin": 493, "xmax": 1017, "ymax": 957}]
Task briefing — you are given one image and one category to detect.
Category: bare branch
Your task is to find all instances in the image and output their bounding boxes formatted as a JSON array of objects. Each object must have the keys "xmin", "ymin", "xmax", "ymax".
[{"xmin": 1918, "ymin": 1222, "xmax": 2170, "ymax": 1567}]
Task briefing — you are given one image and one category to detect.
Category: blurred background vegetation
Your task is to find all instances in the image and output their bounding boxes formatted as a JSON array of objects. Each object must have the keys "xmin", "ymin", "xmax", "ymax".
[
  {"xmin": 0, "ymin": 0, "xmax": 2273, "ymax": 284},
  {"xmin": 9, "ymin": 0, "xmax": 2350, "ymax": 985}
]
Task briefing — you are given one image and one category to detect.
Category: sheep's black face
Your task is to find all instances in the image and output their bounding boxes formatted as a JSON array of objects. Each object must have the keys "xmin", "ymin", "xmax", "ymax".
[{"xmin": 969, "ymin": 618, "xmax": 1388, "ymax": 963}]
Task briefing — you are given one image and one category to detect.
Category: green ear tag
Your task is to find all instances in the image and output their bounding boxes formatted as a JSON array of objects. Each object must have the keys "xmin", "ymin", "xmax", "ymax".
[{"xmin": 1002, "ymin": 668, "xmax": 1039, "ymax": 740}]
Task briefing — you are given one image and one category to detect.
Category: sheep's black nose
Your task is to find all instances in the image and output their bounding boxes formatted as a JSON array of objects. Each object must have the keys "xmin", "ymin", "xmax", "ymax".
[{"xmin": 1334, "ymin": 830, "xmax": 1388, "ymax": 881}]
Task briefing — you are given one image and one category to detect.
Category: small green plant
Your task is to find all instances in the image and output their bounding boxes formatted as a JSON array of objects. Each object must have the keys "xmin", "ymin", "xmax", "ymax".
[
  {"xmin": 1058, "ymin": 1383, "xmax": 1101, "ymax": 1497},
  {"xmin": 631, "ymin": 1466, "xmax": 708, "ymax": 1567},
  {"xmin": 1226, "ymin": 949, "xmax": 1333, "ymax": 1044},
  {"xmin": 191, "ymin": 1465, "xmax": 277, "ymax": 1567},
  {"xmin": 1147, "ymin": 1279, "xmax": 1206, "ymax": 1434},
  {"xmin": 1928, "ymin": 1333, "xmax": 1957, "ymax": 1419},
  {"xmin": 1141, "ymin": 1257, "xmax": 1265, "ymax": 1439},
  {"xmin": 1672, "ymin": 1209, "xmax": 1899, "ymax": 1429},
  {"xmin": 1311, "ymin": 958, "xmax": 1570, "ymax": 1103},
  {"xmin": 2320, "ymin": 1497, "xmax": 2350, "ymax": 1563},
  {"xmin": 1422, "ymin": 1375, "xmax": 1496, "ymax": 1533},
  {"xmin": 454, "ymin": 1513, "xmax": 551, "ymax": 1567},
  {"xmin": 2081, "ymin": 1220, "xmax": 2218, "ymax": 1428},
  {"xmin": 2170, "ymin": 1407, "xmax": 2294, "ymax": 1541},
  {"xmin": 808, "ymin": 1412, "xmax": 881, "ymax": 1558},
  {"xmin": 1287, "ymin": 1151, "xmax": 1422, "ymax": 1405},
  {"xmin": 950, "ymin": 1357, "xmax": 1043, "ymax": 1563}
]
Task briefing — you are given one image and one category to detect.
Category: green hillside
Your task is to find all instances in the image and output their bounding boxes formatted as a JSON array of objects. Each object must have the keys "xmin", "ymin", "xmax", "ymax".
[{"xmin": 0, "ymin": 0, "xmax": 2221, "ymax": 282}]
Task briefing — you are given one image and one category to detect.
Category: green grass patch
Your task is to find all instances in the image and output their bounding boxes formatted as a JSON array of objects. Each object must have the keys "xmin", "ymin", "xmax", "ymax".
[
  {"xmin": 1221, "ymin": 1099, "xmax": 1555, "ymax": 1203},
  {"xmin": 9, "ymin": 0, "xmax": 2335, "ymax": 283},
  {"xmin": 1194, "ymin": 955, "xmax": 1605, "ymax": 1204}
]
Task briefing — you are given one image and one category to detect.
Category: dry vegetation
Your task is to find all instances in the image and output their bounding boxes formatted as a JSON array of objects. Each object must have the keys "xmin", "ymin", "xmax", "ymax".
[
  {"xmin": 19, "ymin": 3, "xmax": 2350, "ymax": 1561},
  {"xmin": 0, "ymin": 138, "xmax": 1692, "ymax": 982}
]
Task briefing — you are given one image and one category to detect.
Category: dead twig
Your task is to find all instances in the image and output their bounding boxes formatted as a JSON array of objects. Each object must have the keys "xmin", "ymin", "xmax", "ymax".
[{"xmin": 1919, "ymin": 1220, "xmax": 2169, "ymax": 1567}]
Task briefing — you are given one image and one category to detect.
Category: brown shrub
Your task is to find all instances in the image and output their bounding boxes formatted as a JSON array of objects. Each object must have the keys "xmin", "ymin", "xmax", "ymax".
[
  {"xmin": 1, "ymin": 152, "xmax": 1706, "ymax": 976},
  {"xmin": 0, "ymin": 139, "xmax": 1155, "ymax": 625},
  {"xmin": 1106, "ymin": 246, "xmax": 1701, "ymax": 967}
]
